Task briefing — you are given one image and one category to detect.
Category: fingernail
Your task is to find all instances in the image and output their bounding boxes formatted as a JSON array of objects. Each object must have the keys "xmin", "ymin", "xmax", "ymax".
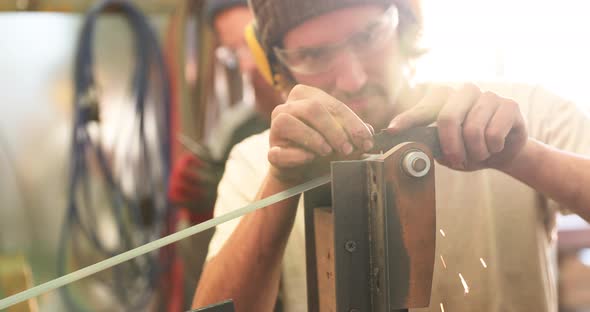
[
  {"xmin": 385, "ymin": 121, "xmax": 399, "ymax": 134},
  {"xmin": 388, "ymin": 118, "xmax": 399, "ymax": 129},
  {"xmin": 341, "ymin": 142, "xmax": 354, "ymax": 155},
  {"xmin": 456, "ymin": 161, "xmax": 466, "ymax": 170},
  {"xmin": 363, "ymin": 139, "xmax": 374, "ymax": 152},
  {"xmin": 321, "ymin": 144, "xmax": 333, "ymax": 156}
]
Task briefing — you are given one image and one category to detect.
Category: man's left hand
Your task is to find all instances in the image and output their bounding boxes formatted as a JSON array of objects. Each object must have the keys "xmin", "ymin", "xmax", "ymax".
[{"xmin": 387, "ymin": 83, "xmax": 528, "ymax": 171}]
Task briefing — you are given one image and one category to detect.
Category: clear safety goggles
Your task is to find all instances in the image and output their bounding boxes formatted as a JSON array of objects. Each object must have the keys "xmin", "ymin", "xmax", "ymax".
[{"xmin": 273, "ymin": 5, "xmax": 399, "ymax": 75}]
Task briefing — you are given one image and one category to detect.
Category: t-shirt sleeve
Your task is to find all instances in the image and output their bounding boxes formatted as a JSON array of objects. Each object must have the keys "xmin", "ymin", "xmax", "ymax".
[
  {"xmin": 530, "ymin": 87, "xmax": 590, "ymax": 213},
  {"xmin": 533, "ymin": 88, "xmax": 590, "ymax": 155},
  {"xmin": 205, "ymin": 133, "xmax": 269, "ymax": 261}
]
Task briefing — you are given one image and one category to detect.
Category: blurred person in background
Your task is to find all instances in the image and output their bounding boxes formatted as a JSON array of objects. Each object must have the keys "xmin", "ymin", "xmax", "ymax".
[
  {"xmin": 166, "ymin": 0, "xmax": 283, "ymax": 309},
  {"xmin": 168, "ymin": 0, "xmax": 283, "ymax": 227}
]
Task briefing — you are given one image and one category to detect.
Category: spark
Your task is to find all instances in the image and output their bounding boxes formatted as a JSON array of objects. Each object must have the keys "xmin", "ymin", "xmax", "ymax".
[
  {"xmin": 440, "ymin": 255, "xmax": 447, "ymax": 269},
  {"xmin": 439, "ymin": 229, "xmax": 446, "ymax": 237},
  {"xmin": 459, "ymin": 273, "xmax": 470, "ymax": 294},
  {"xmin": 480, "ymin": 258, "xmax": 487, "ymax": 268},
  {"xmin": 440, "ymin": 303, "xmax": 445, "ymax": 312}
]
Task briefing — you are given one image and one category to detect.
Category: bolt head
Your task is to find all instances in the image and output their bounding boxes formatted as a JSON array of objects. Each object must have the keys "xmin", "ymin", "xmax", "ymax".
[
  {"xmin": 402, "ymin": 150, "xmax": 431, "ymax": 178},
  {"xmin": 345, "ymin": 240, "xmax": 357, "ymax": 252},
  {"xmin": 412, "ymin": 158, "xmax": 427, "ymax": 172}
]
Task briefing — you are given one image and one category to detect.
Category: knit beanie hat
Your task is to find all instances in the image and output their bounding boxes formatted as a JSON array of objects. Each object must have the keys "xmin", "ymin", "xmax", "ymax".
[
  {"xmin": 205, "ymin": 0, "xmax": 248, "ymax": 27},
  {"xmin": 248, "ymin": 0, "xmax": 417, "ymax": 52},
  {"xmin": 247, "ymin": 0, "xmax": 422, "ymax": 89}
]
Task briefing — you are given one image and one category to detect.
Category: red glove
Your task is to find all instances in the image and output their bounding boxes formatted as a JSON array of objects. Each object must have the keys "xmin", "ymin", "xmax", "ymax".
[{"xmin": 168, "ymin": 152, "xmax": 221, "ymax": 213}]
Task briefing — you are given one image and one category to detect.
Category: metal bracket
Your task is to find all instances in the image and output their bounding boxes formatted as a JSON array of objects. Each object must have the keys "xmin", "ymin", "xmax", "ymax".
[{"xmin": 305, "ymin": 142, "xmax": 436, "ymax": 312}]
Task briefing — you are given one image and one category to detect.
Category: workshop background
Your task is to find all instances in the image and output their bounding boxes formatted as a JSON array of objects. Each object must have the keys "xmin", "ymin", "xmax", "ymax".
[{"xmin": 0, "ymin": 0, "xmax": 588, "ymax": 311}]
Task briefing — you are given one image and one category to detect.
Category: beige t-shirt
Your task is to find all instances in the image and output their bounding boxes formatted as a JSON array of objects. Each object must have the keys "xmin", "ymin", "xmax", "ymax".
[{"xmin": 206, "ymin": 83, "xmax": 590, "ymax": 312}]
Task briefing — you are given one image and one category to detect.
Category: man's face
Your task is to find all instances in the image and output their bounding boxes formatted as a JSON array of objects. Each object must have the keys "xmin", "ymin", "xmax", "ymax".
[
  {"xmin": 281, "ymin": 5, "xmax": 408, "ymax": 129},
  {"xmin": 214, "ymin": 6, "xmax": 282, "ymax": 117}
]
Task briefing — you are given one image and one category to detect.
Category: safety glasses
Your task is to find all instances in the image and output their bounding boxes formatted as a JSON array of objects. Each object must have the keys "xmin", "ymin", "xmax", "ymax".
[{"xmin": 273, "ymin": 5, "xmax": 399, "ymax": 75}]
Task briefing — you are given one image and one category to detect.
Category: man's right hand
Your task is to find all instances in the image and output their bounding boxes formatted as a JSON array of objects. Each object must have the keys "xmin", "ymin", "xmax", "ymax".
[{"xmin": 268, "ymin": 84, "xmax": 374, "ymax": 183}]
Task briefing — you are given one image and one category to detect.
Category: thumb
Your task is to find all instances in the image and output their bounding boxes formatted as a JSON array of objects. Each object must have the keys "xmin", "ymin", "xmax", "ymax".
[{"xmin": 387, "ymin": 86, "xmax": 450, "ymax": 134}]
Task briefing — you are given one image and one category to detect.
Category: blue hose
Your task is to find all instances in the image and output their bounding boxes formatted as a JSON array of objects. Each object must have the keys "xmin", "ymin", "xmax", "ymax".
[{"xmin": 59, "ymin": 0, "xmax": 172, "ymax": 309}]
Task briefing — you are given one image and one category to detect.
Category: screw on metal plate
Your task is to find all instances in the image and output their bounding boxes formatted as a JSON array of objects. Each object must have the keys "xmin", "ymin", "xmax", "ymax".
[
  {"xmin": 402, "ymin": 150, "xmax": 431, "ymax": 178},
  {"xmin": 345, "ymin": 240, "xmax": 357, "ymax": 253}
]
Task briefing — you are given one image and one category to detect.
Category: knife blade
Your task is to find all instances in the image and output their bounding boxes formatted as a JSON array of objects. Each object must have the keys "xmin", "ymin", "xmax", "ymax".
[{"xmin": 371, "ymin": 126, "xmax": 442, "ymax": 158}]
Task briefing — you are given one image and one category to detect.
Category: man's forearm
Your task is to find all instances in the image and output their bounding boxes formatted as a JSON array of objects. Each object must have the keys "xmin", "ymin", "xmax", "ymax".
[
  {"xmin": 502, "ymin": 138, "xmax": 590, "ymax": 222},
  {"xmin": 192, "ymin": 174, "xmax": 300, "ymax": 311}
]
